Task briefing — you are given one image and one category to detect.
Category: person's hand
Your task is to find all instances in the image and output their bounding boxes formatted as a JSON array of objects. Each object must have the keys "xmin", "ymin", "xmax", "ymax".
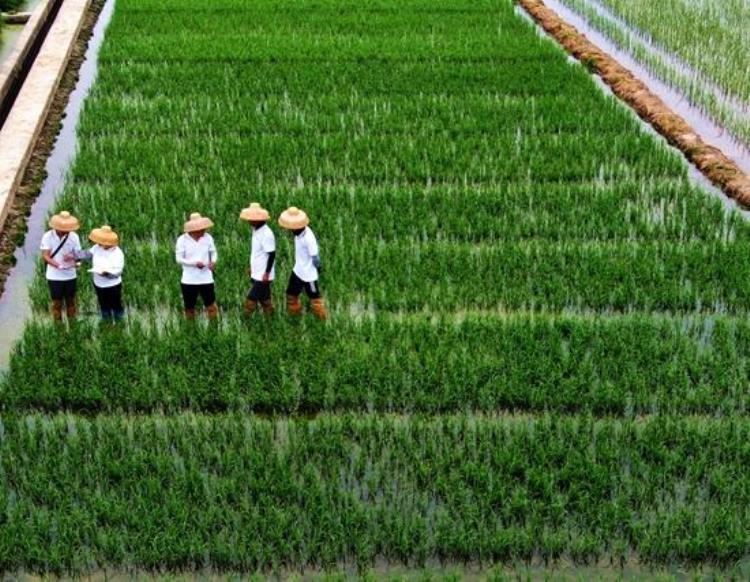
[
  {"xmin": 208, "ymin": 262, "xmax": 216, "ymax": 272},
  {"xmin": 63, "ymin": 252, "xmax": 75, "ymax": 262},
  {"xmin": 196, "ymin": 261, "xmax": 205, "ymax": 269},
  {"xmin": 51, "ymin": 260, "xmax": 62, "ymax": 269},
  {"xmin": 262, "ymin": 272, "xmax": 270, "ymax": 282}
]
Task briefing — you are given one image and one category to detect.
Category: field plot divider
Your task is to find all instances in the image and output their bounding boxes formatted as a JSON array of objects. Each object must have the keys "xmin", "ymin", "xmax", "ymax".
[
  {"xmin": 0, "ymin": 0, "xmax": 92, "ymax": 234},
  {"xmin": 515, "ymin": 0, "xmax": 750, "ymax": 208}
]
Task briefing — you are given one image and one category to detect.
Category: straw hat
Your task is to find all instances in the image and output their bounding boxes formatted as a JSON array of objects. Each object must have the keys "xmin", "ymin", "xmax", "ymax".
[
  {"xmin": 48, "ymin": 211, "xmax": 80, "ymax": 232},
  {"xmin": 89, "ymin": 225, "xmax": 119, "ymax": 246},
  {"xmin": 183, "ymin": 212, "xmax": 214, "ymax": 233},
  {"xmin": 278, "ymin": 207, "xmax": 309, "ymax": 230},
  {"xmin": 239, "ymin": 202, "xmax": 270, "ymax": 222}
]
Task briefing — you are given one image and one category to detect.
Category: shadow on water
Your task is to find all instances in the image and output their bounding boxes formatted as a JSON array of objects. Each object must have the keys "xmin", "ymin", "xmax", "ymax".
[{"xmin": 0, "ymin": 0, "xmax": 115, "ymax": 370}]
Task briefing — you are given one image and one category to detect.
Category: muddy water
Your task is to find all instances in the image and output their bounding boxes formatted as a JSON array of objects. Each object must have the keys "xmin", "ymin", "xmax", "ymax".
[
  {"xmin": 0, "ymin": 0, "xmax": 115, "ymax": 371},
  {"xmin": 539, "ymin": 0, "xmax": 750, "ymax": 177}
]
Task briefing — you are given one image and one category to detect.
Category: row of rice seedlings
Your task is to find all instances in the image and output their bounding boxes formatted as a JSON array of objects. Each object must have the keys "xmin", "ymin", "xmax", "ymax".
[
  {"xmin": 78, "ymin": 93, "xmax": 641, "ymax": 138},
  {"xmin": 4, "ymin": 313, "xmax": 749, "ymax": 415},
  {"xmin": 23, "ymin": 236, "xmax": 750, "ymax": 314},
  {"xmin": 65, "ymin": 179, "xmax": 744, "ymax": 244},
  {"xmin": 558, "ymin": 0, "xmax": 750, "ymax": 147},
  {"xmin": 92, "ymin": 58, "xmax": 604, "ymax": 99},
  {"xmin": 70, "ymin": 131, "xmax": 687, "ymax": 184},
  {"xmin": 0, "ymin": 413, "xmax": 747, "ymax": 572},
  {"xmin": 594, "ymin": 0, "xmax": 750, "ymax": 104}
]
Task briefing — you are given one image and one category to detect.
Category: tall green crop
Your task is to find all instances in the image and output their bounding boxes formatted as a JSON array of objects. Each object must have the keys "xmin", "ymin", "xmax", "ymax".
[{"xmin": 1, "ymin": 0, "xmax": 748, "ymax": 572}]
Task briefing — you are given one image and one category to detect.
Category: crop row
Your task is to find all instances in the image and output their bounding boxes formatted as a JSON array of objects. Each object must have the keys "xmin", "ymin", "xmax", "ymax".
[
  {"xmin": 23, "ymin": 237, "xmax": 750, "ymax": 314},
  {"xmin": 92, "ymin": 59, "xmax": 608, "ymax": 99},
  {"xmin": 558, "ymin": 0, "xmax": 750, "ymax": 147},
  {"xmin": 70, "ymin": 131, "xmax": 686, "ymax": 184},
  {"xmin": 0, "ymin": 413, "xmax": 748, "ymax": 572},
  {"xmin": 4, "ymin": 314, "xmax": 750, "ymax": 414},
  {"xmin": 78, "ymin": 93, "xmax": 641, "ymax": 137},
  {"xmin": 594, "ymin": 0, "xmax": 750, "ymax": 104},
  {"xmin": 65, "ymin": 179, "xmax": 744, "ymax": 244}
]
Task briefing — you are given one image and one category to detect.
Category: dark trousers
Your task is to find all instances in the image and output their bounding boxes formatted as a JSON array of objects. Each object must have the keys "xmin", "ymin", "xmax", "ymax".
[
  {"xmin": 95, "ymin": 284, "xmax": 124, "ymax": 321},
  {"xmin": 48, "ymin": 279, "xmax": 77, "ymax": 302},
  {"xmin": 286, "ymin": 272, "xmax": 321, "ymax": 299},
  {"xmin": 247, "ymin": 279, "xmax": 272, "ymax": 302},
  {"xmin": 181, "ymin": 283, "xmax": 216, "ymax": 310}
]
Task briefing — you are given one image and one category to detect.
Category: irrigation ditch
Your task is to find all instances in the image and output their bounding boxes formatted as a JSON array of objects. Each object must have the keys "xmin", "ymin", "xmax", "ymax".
[{"xmin": 0, "ymin": 0, "xmax": 109, "ymax": 369}]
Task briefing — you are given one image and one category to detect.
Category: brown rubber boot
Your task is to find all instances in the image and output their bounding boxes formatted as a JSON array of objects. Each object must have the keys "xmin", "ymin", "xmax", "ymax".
[
  {"xmin": 184, "ymin": 308, "xmax": 196, "ymax": 320},
  {"xmin": 261, "ymin": 299, "xmax": 274, "ymax": 316},
  {"xmin": 286, "ymin": 294, "xmax": 302, "ymax": 316},
  {"xmin": 310, "ymin": 297, "xmax": 329, "ymax": 320},
  {"xmin": 244, "ymin": 299, "xmax": 258, "ymax": 316},
  {"xmin": 65, "ymin": 296, "xmax": 77, "ymax": 320},
  {"xmin": 206, "ymin": 303, "xmax": 219, "ymax": 320},
  {"xmin": 51, "ymin": 300, "xmax": 63, "ymax": 322}
]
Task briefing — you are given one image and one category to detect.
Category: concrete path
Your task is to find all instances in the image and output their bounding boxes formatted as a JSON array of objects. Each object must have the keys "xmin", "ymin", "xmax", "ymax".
[{"xmin": 0, "ymin": 0, "xmax": 91, "ymax": 233}]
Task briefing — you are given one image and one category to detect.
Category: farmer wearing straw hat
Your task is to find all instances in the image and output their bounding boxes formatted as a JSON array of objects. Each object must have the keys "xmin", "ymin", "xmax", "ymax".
[
  {"xmin": 278, "ymin": 206, "xmax": 328, "ymax": 320},
  {"xmin": 175, "ymin": 212, "xmax": 219, "ymax": 320},
  {"xmin": 72, "ymin": 226, "xmax": 125, "ymax": 323},
  {"xmin": 40, "ymin": 211, "xmax": 82, "ymax": 321},
  {"xmin": 240, "ymin": 202, "xmax": 276, "ymax": 317}
]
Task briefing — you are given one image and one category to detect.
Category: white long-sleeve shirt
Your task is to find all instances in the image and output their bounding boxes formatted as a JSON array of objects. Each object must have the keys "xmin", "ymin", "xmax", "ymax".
[
  {"xmin": 175, "ymin": 233, "xmax": 217, "ymax": 285},
  {"xmin": 89, "ymin": 245, "xmax": 125, "ymax": 288}
]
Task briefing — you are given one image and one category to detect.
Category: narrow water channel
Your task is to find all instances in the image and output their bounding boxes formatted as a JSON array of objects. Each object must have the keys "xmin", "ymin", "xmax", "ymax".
[{"xmin": 0, "ymin": 0, "xmax": 115, "ymax": 371}]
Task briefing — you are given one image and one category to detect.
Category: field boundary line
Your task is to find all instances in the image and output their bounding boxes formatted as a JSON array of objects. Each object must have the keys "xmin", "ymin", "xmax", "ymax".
[
  {"xmin": 0, "ymin": 0, "xmax": 58, "ymax": 122},
  {"xmin": 515, "ymin": 0, "xmax": 750, "ymax": 208},
  {"xmin": 0, "ymin": 0, "xmax": 92, "ymax": 235}
]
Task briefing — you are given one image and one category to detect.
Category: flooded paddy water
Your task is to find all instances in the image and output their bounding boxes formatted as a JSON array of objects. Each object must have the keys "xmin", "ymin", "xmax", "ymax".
[{"xmin": 0, "ymin": 0, "xmax": 114, "ymax": 370}]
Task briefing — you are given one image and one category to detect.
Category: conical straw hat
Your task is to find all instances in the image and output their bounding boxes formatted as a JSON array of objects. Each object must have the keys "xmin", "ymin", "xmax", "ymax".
[
  {"xmin": 48, "ymin": 211, "xmax": 80, "ymax": 232},
  {"xmin": 239, "ymin": 202, "xmax": 270, "ymax": 222},
  {"xmin": 183, "ymin": 212, "xmax": 214, "ymax": 233},
  {"xmin": 278, "ymin": 207, "xmax": 309, "ymax": 230},
  {"xmin": 89, "ymin": 225, "xmax": 119, "ymax": 246}
]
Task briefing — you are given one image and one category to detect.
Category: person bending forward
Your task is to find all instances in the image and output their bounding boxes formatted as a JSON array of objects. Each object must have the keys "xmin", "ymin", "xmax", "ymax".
[
  {"xmin": 278, "ymin": 206, "xmax": 328, "ymax": 320},
  {"xmin": 240, "ymin": 202, "xmax": 276, "ymax": 317},
  {"xmin": 175, "ymin": 213, "xmax": 218, "ymax": 320}
]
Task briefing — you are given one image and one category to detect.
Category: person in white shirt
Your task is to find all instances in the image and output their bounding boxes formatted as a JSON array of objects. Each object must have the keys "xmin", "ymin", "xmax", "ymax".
[
  {"xmin": 71, "ymin": 225, "xmax": 125, "ymax": 323},
  {"xmin": 240, "ymin": 202, "xmax": 276, "ymax": 317},
  {"xmin": 278, "ymin": 206, "xmax": 328, "ymax": 320},
  {"xmin": 40, "ymin": 211, "xmax": 82, "ymax": 321},
  {"xmin": 175, "ymin": 212, "xmax": 219, "ymax": 320}
]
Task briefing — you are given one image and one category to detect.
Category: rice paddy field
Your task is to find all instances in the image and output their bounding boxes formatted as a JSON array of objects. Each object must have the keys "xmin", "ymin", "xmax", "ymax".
[
  {"xmin": 0, "ymin": 0, "xmax": 749, "ymax": 575},
  {"xmin": 558, "ymin": 0, "xmax": 750, "ymax": 148}
]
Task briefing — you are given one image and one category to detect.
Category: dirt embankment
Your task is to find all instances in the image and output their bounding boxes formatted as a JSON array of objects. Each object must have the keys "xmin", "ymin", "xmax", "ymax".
[
  {"xmin": 517, "ymin": 0, "xmax": 750, "ymax": 208},
  {"xmin": 0, "ymin": 0, "xmax": 105, "ymax": 299}
]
